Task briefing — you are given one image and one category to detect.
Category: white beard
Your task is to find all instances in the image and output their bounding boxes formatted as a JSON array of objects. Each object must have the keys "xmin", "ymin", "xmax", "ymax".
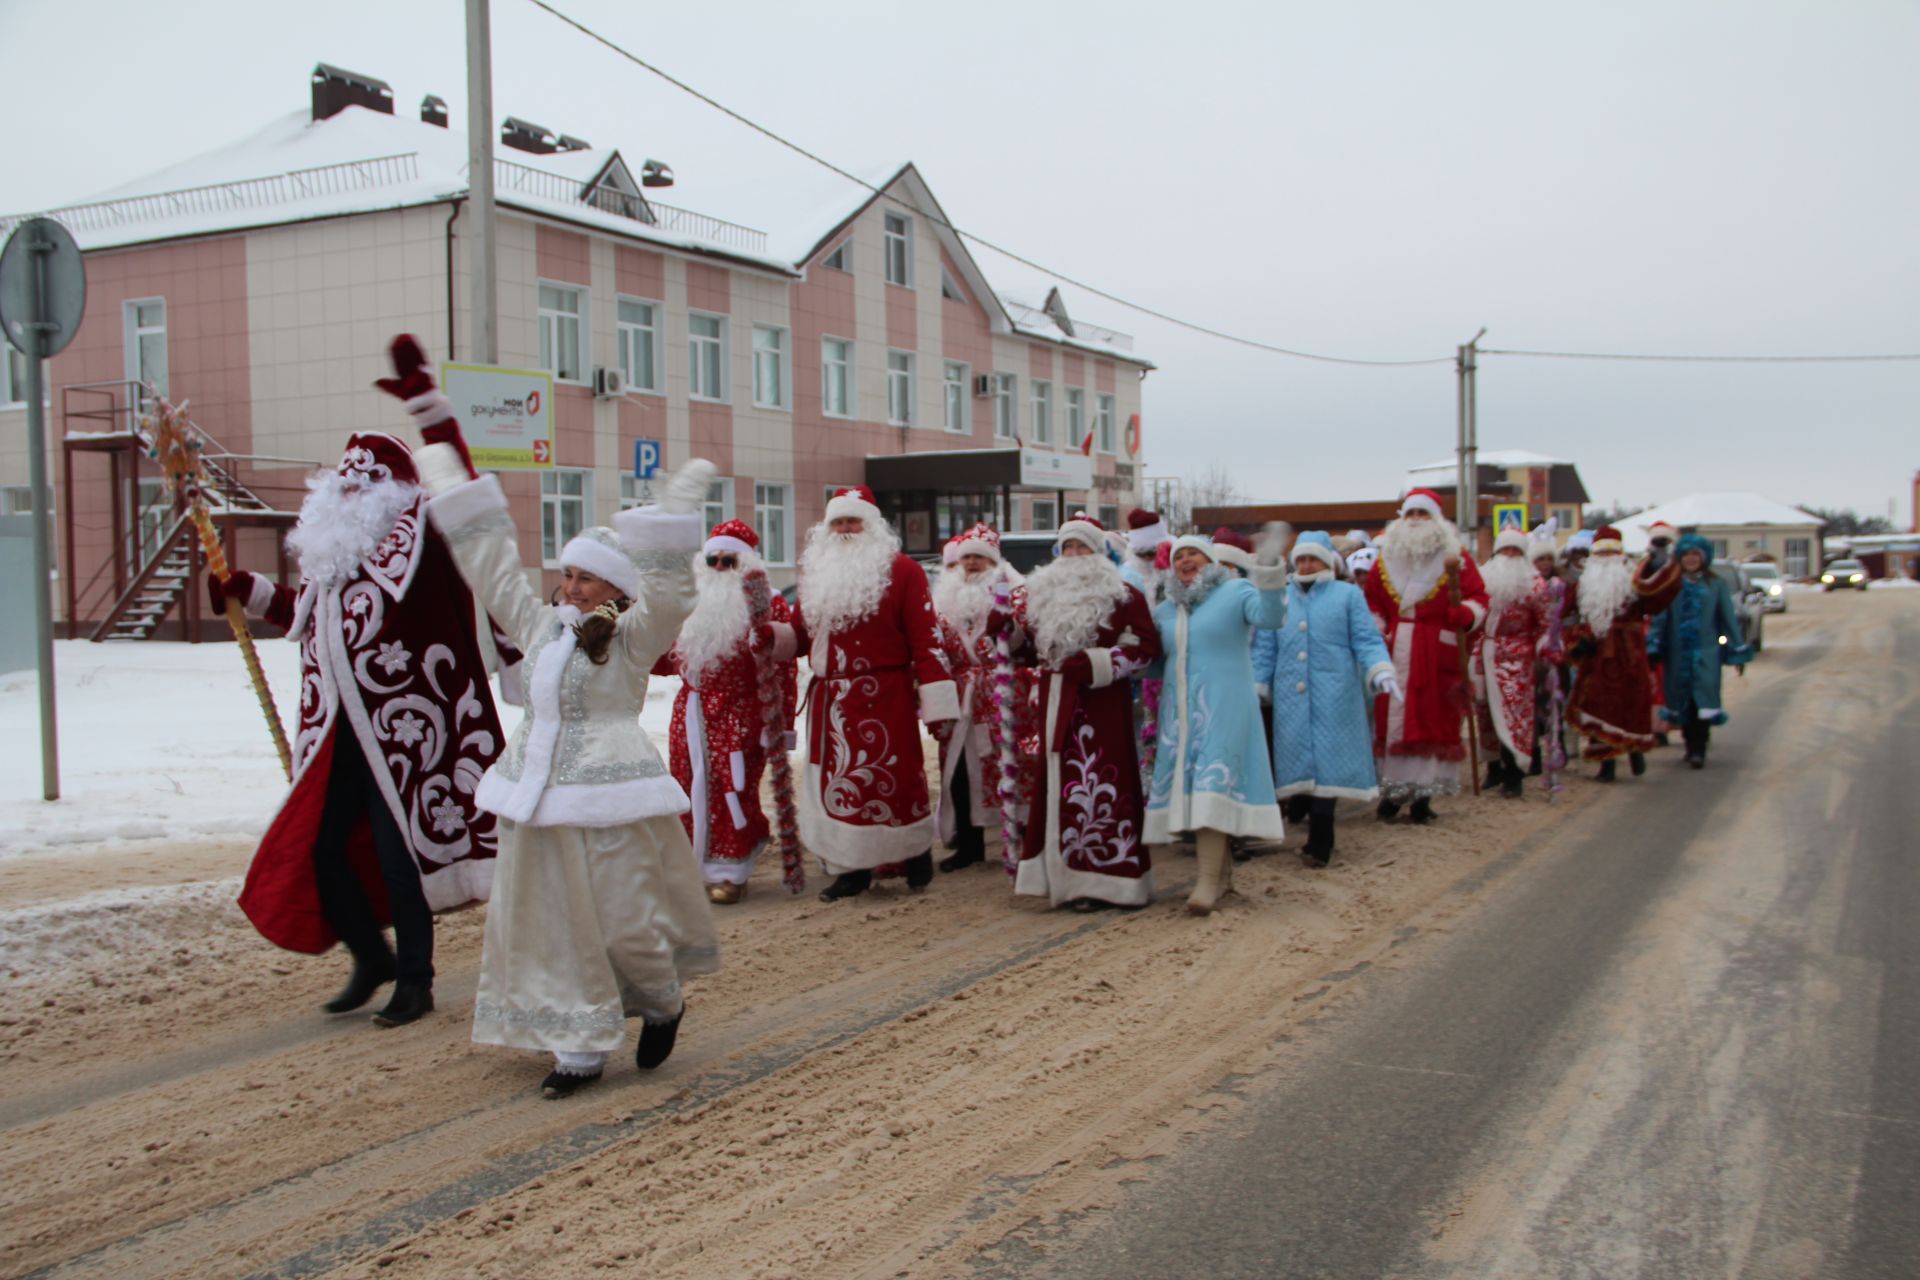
[
  {"xmin": 285, "ymin": 470, "xmax": 422, "ymax": 590},
  {"xmin": 1129, "ymin": 554, "xmax": 1163, "ymax": 606},
  {"xmin": 1578, "ymin": 555, "xmax": 1635, "ymax": 631},
  {"xmin": 675, "ymin": 555, "xmax": 758, "ymax": 680},
  {"xmin": 799, "ymin": 521, "xmax": 902, "ymax": 635},
  {"xmin": 1024, "ymin": 554, "xmax": 1127, "ymax": 667},
  {"xmin": 1482, "ymin": 553, "xmax": 1540, "ymax": 613},
  {"xmin": 933, "ymin": 567, "xmax": 996, "ymax": 638},
  {"xmin": 1380, "ymin": 516, "xmax": 1456, "ymax": 607}
]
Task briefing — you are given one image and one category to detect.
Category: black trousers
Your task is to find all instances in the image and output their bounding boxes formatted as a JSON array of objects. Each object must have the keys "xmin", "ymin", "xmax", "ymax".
[
  {"xmin": 950, "ymin": 752, "xmax": 984, "ymax": 856},
  {"xmin": 312, "ymin": 731, "xmax": 434, "ymax": 985},
  {"xmin": 1679, "ymin": 706, "xmax": 1711, "ymax": 756}
]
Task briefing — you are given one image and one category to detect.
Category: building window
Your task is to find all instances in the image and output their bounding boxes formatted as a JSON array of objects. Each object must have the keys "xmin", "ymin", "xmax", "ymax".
[
  {"xmin": 821, "ymin": 338, "xmax": 853, "ymax": 418},
  {"xmin": 1711, "ymin": 539, "xmax": 1729, "ymax": 561},
  {"xmin": 755, "ymin": 482, "xmax": 793, "ymax": 565},
  {"xmin": 1095, "ymin": 393, "xmax": 1116, "ymax": 454},
  {"xmin": 993, "ymin": 373, "xmax": 1016, "ymax": 440},
  {"xmin": 1, "ymin": 484, "xmax": 36, "ymax": 514},
  {"xmin": 940, "ymin": 267, "xmax": 966, "ymax": 303},
  {"xmin": 1, "ymin": 347, "xmax": 46, "ymax": 407},
  {"xmin": 537, "ymin": 282, "xmax": 585, "ymax": 382},
  {"xmin": 541, "ymin": 469, "xmax": 591, "ymax": 567},
  {"xmin": 703, "ymin": 477, "xmax": 735, "ymax": 531},
  {"xmin": 614, "ymin": 297, "xmax": 660, "ymax": 392},
  {"xmin": 883, "ymin": 211, "xmax": 912, "ymax": 287},
  {"xmin": 688, "ymin": 311, "xmax": 727, "ymax": 402},
  {"xmin": 1065, "ymin": 388, "xmax": 1086, "ymax": 450},
  {"xmin": 1552, "ymin": 505, "xmax": 1576, "ymax": 530},
  {"xmin": 887, "ymin": 350, "xmax": 915, "ymax": 426},
  {"xmin": 943, "ymin": 361, "xmax": 969, "ymax": 434},
  {"xmin": 752, "ymin": 325, "xmax": 790, "ymax": 410},
  {"xmin": 1030, "ymin": 380, "xmax": 1053, "ymax": 445},
  {"xmin": 821, "ymin": 241, "xmax": 851, "ymax": 272},
  {"xmin": 1784, "ymin": 538, "xmax": 1810, "ymax": 577},
  {"xmin": 618, "ymin": 473, "xmax": 648, "ymax": 509},
  {"xmin": 1099, "ymin": 504, "xmax": 1120, "ymax": 530},
  {"xmin": 124, "ymin": 297, "xmax": 168, "ymax": 407},
  {"xmin": 1032, "ymin": 498, "xmax": 1057, "ymax": 531}
]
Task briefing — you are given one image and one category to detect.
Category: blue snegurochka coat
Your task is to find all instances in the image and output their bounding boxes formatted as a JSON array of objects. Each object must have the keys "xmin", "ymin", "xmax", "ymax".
[
  {"xmin": 1253, "ymin": 575, "xmax": 1395, "ymax": 800},
  {"xmin": 1647, "ymin": 563, "xmax": 1750, "ymax": 726}
]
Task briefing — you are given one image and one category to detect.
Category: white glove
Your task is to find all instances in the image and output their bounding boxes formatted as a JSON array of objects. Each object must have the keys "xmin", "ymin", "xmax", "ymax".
[
  {"xmin": 1374, "ymin": 671, "xmax": 1404, "ymax": 702},
  {"xmin": 1255, "ymin": 521, "xmax": 1294, "ymax": 568},
  {"xmin": 660, "ymin": 458, "xmax": 717, "ymax": 515}
]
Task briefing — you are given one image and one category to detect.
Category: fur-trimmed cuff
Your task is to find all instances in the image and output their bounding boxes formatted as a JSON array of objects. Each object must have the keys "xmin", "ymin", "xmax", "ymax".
[
  {"xmin": 245, "ymin": 575, "xmax": 276, "ymax": 617},
  {"xmin": 425, "ymin": 472, "xmax": 509, "ymax": 533},
  {"xmin": 403, "ymin": 390, "xmax": 454, "ymax": 428},
  {"xmin": 1084, "ymin": 647, "xmax": 1116, "ymax": 690},
  {"xmin": 614, "ymin": 505, "xmax": 703, "ymax": 554},
  {"xmin": 1248, "ymin": 563, "xmax": 1289, "ymax": 592},
  {"xmin": 918, "ymin": 679, "xmax": 961, "ymax": 723},
  {"xmin": 1463, "ymin": 598, "xmax": 1487, "ymax": 627},
  {"xmin": 768, "ymin": 621, "xmax": 798, "ymax": 664}
]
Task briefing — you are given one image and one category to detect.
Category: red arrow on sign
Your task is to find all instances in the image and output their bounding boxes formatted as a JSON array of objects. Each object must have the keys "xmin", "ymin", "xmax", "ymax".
[{"xmin": 532, "ymin": 439, "xmax": 551, "ymax": 464}]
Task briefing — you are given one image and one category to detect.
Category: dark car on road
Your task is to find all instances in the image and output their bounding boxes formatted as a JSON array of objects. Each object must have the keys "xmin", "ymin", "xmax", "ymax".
[{"xmin": 1821, "ymin": 559, "xmax": 1869, "ymax": 592}]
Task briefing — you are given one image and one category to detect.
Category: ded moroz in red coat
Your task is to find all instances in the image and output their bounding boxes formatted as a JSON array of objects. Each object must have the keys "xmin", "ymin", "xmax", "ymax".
[
  {"xmin": 233, "ymin": 434, "xmax": 504, "ymax": 954},
  {"xmin": 1364, "ymin": 552, "xmax": 1490, "ymax": 763},
  {"xmin": 1473, "ymin": 576, "xmax": 1558, "ymax": 761},
  {"xmin": 1564, "ymin": 556, "xmax": 1682, "ymax": 759}
]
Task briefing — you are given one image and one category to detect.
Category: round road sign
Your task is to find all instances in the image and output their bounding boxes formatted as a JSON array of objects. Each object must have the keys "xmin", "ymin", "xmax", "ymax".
[{"xmin": 0, "ymin": 218, "xmax": 87, "ymax": 358}]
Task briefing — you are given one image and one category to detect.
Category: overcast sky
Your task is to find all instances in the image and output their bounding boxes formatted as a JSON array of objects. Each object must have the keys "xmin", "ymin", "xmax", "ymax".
[{"xmin": 3, "ymin": 0, "xmax": 1914, "ymax": 522}]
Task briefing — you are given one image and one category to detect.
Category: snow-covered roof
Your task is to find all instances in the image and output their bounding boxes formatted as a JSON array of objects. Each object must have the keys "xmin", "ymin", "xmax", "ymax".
[
  {"xmin": 1620, "ymin": 493, "xmax": 1822, "ymax": 531},
  {"xmin": 1404, "ymin": 449, "xmax": 1575, "ymax": 486}
]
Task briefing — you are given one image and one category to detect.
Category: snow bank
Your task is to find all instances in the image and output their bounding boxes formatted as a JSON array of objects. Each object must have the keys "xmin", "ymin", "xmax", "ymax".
[
  {"xmin": 1866, "ymin": 577, "xmax": 1919, "ymax": 590},
  {"xmin": 0, "ymin": 641, "xmax": 679, "ymax": 860}
]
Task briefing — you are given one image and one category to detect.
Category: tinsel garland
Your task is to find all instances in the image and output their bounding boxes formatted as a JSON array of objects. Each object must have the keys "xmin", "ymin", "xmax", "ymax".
[{"xmin": 744, "ymin": 570, "xmax": 804, "ymax": 891}]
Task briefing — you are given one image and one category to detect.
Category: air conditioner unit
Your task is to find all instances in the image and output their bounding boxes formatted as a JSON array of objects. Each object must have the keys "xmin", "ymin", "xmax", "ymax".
[
  {"xmin": 973, "ymin": 374, "xmax": 994, "ymax": 398},
  {"xmin": 593, "ymin": 367, "xmax": 627, "ymax": 398}
]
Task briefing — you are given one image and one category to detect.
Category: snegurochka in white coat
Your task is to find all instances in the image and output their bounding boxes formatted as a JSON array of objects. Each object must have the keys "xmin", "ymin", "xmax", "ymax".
[
  {"xmin": 419, "ymin": 434, "xmax": 720, "ymax": 1099},
  {"xmin": 1146, "ymin": 533, "xmax": 1291, "ymax": 914}
]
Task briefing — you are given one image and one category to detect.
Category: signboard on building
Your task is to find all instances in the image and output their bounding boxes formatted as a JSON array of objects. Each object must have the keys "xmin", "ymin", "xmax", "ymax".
[
  {"xmin": 442, "ymin": 363, "xmax": 553, "ymax": 470},
  {"xmin": 633, "ymin": 438, "xmax": 662, "ymax": 479},
  {"xmin": 1020, "ymin": 449, "xmax": 1094, "ymax": 490}
]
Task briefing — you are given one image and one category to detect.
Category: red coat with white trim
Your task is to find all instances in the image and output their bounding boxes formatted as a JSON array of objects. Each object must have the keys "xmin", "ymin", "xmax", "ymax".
[
  {"xmin": 932, "ymin": 597, "xmax": 1038, "ymax": 839},
  {"xmin": 1364, "ymin": 556, "xmax": 1490, "ymax": 762},
  {"xmin": 1472, "ymin": 578, "xmax": 1557, "ymax": 760},
  {"xmin": 234, "ymin": 504, "xmax": 503, "ymax": 953},
  {"xmin": 657, "ymin": 592, "xmax": 797, "ymax": 874},
  {"xmin": 791, "ymin": 554, "xmax": 959, "ymax": 871}
]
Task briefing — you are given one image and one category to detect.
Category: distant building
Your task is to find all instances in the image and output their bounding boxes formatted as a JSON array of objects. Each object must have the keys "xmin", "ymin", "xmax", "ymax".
[
  {"xmin": 1617, "ymin": 493, "xmax": 1823, "ymax": 576},
  {"xmin": 0, "ymin": 64, "xmax": 1152, "ymax": 638}
]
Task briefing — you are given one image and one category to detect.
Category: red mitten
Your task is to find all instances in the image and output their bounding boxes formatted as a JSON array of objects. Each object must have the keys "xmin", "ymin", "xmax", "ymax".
[
  {"xmin": 206, "ymin": 569, "xmax": 257, "ymax": 615},
  {"xmin": 1448, "ymin": 604, "xmax": 1479, "ymax": 630},
  {"xmin": 1153, "ymin": 542, "xmax": 1173, "ymax": 572},
  {"xmin": 373, "ymin": 334, "xmax": 435, "ymax": 401}
]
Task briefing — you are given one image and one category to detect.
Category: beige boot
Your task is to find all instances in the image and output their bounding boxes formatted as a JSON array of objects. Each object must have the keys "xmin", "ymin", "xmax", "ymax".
[{"xmin": 1187, "ymin": 830, "xmax": 1231, "ymax": 915}]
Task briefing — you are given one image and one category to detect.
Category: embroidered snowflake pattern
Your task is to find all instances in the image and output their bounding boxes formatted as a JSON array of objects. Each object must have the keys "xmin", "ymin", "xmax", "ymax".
[
  {"xmin": 374, "ymin": 640, "xmax": 411, "ymax": 675},
  {"xmin": 429, "ymin": 797, "xmax": 466, "ymax": 837},
  {"xmin": 391, "ymin": 712, "xmax": 427, "ymax": 748}
]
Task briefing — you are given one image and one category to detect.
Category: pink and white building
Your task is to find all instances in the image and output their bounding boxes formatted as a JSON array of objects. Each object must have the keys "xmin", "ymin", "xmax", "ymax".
[{"xmin": 0, "ymin": 64, "xmax": 1152, "ymax": 638}]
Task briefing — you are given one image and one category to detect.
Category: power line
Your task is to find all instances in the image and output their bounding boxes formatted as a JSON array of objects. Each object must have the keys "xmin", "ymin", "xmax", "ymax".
[
  {"xmin": 519, "ymin": 0, "xmax": 1453, "ymax": 369},
  {"xmin": 1482, "ymin": 347, "xmax": 1920, "ymax": 364}
]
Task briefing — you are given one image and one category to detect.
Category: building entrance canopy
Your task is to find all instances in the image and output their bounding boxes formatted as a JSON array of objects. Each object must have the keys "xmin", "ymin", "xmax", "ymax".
[{"xmin": 865, "ymin": 448, "xmax": 1102, "ymax": 555}]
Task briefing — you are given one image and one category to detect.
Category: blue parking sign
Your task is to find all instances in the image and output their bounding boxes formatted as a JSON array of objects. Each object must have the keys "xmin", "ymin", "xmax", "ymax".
[{"xmin": 634, "ymin": 439, "xmax": 662, "ymax": 478}]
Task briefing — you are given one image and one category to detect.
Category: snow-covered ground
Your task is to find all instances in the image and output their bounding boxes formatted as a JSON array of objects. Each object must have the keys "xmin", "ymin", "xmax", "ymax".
[{"xmin": 0, "ymin": 640, "xmax": 679, "ymax": 859}]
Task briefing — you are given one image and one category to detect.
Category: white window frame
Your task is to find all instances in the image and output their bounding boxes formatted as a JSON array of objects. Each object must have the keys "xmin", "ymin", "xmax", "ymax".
[
  {"xmin": 0, "ymin": 484, "xmax": 37, "ymax": 515},
  {"xmin": 1784, "ymin": 538, "xmax": 1810, "ymax": 577},
  {"xmin": 883, "ymin": 211, "xmax": 913, "ymax": 288},
  {"xmin": 1030, "ymin": 379, "xmax": 1053, "ymax": 445},
  {"xmin": 1098, "ymin": 504, "xmax": 1120, "ymax": 531},
  {"xmin": 1095, "ymin": 393, "xmax": 1117, "ymax": 454},
  {"xmin": 821, "ymin": 337, "xmax": 854, "ymax": 419},
  {"xmin": 886, "ymin": 349, "xmax": 916, "ymax": 427},
  {"xmin": 1, "ymin": 346, "xmax": 46, "ymax": 407},
  {"xmin": 688, "ymin": 310, "xmax": 729, "ymax": 403},
  {"xmin": 943, "ymin": 361, "xmax": 970, "ymax": 434},
  {"xmin": 541, "ymin": 468, "xmax": 593, "ymax": 568},
  {"xmin": 537, "ymin": 280, "xmax": 587, "ymax": 383},
  {"xmin": 993, "ymin": 373, "xmax": 1016, "ymax": 440},
  {"xmin": 124, "ymin": 296, "xmax": 168, "ymax": 407},
  {"xmin": 614, "ymin": 296, "xmax": 662, "ymax": 394},
  {"xmin": 1065, "ymin": 387, "xmax": 1086, "ymax": 450},
  {"xmin": 940, "ymin": 266, "xmax": 967, "ymax": 303},
  {"xmin": 702, "ymin": 477, "xmax": 736, "ymax": 531},
  {"xmin": 1032, "ymin": 497, "xmax": 1057, "ymax": 531},
  {"xmin": 755, "ymin": 481, "xmax": 795, "ymax": 567},
  {"xmin": 821, "ymin": 240, "xmax": 851, "ymax": 272},
  {"xmin": 752, "ymin": 324, "xmax": 791, "ymax": 411}
]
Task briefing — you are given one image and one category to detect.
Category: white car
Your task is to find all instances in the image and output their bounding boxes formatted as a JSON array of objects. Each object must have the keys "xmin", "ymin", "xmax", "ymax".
[{"xmin": 1739, "ymin": 562, "xmax": 1787, "ymax": 613}]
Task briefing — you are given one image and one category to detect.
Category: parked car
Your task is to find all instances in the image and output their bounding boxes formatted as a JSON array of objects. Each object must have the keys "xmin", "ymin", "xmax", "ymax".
[
  {"xmin": 1710, "ymin": 561, "xmax": 1765, "ymax": 654},
  {"xmin": 1821, "ymin": 559, "xmax": 1869, "ymax": 592},
  {"xmin": 1740, "ymin": 561, "xmax": 1787, "ymax": 613}
]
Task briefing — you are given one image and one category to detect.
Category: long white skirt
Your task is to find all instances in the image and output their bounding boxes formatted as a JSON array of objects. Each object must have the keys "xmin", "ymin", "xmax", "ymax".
[{"xmin": 473, "ymin": 816, "xmax": 721, "ymax": 1055}]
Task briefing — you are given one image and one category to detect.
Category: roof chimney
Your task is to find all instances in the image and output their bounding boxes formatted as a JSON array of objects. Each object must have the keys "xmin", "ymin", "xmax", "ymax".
[
  {"xmin": 311, "ymin": 63, "xmax": 394, "ymax": 122},
  {"xmin": 501, "ymin": 117, "xmax": 557, "ymax": 155},
  {"xmin": 421, "ymin": 94, "xmax": 449, "ymax": 128}
]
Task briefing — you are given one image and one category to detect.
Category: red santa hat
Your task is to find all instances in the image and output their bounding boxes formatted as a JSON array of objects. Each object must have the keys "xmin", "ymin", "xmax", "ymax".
[
  {"xmin": 1125, "ymin": 507, "xmax": 1169, "ymax": 553},
  {"xmin": 1646, "ymin": 520, "xmax": 1677, "ymax": 544},
  {"xmin": 704, "ymin": 518, "xmax": 758, "ymax": 559},
  {"xmin": 336, "ymin": 432, "xmax": 420, "ymax": 487},
  {"xmin": 1057, "ymin": 510, "xmax": 1108, "ymax": 555},
  {"xmin": 949, "ymin": 521, "xmax": 1002, "ymax": 563},
  {"xmin": 1209, "ymin": 527, "xmax": 1256, "ymax": 573},
  {"xmin": 1493, "ymin": 527, "xmax": 1532, "ymax": 555},
  {"xmin": 1400, "ymin": 488, "xmax": 1444, "ymax": 519},
  {"xmin": 824, "ymin": 484, "xmax": 883, "ymax": 526},
  {"xmin": 1590, "ymin": 525, "xmax": 1625, "ymax": 554},
  {"xmin": 559, "ymin": 526, "xmax": 641, "ymax": 598}
]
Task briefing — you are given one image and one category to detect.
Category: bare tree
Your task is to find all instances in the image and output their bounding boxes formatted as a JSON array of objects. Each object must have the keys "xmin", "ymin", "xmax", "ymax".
[{"xmin": 1178, "ymin": 463, "xmax": 1244, "ymax": 533}]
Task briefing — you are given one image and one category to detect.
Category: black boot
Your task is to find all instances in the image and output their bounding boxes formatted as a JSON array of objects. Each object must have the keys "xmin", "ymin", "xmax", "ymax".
[
  {"xmin": 1629, "ymin": 752, "xmax": 1647, "ymax": 777},
  {"xmin": 541, "ymin": 1067, "xmax": 602, "ymax": 1099},
  {"xmin": 1527, "ymin": 746, "xmax": 1543, "ymax": 777},
  {"xmin": 322, "ymin": 952, "xmax": 396, "ymax": 1014},
  {"xmin": 938, "ymin": 843, "xmax": 983, "ymax": 873},
  {"xmin": 635, "ymin": 1008, "xmax": 684, "ymax": 1070},
  {"xmin": 371, "ymin": 981, "xmax": 434, "ymax": 1028},
  {"xmin": 1409, "ymin": 797, "xmax": 1434, "ymax": 824},
  {"xmin": 1283, "ymin": 794, "xmax": 1311, "ymax": 825},
  {"xmin": 1376, "ymin": 798, "xmax": 1401, "ymax": 822},
  {"xmin": 1500, "ymin": 761, "xmax": 1524, "ymax": 799},
  {"xmin": 904, "ymin": 850, "xmax": 935, "ymax": 891},
  {"xmin": 1598, "ymin": 758, "xmax": 1617, "ymax": 783},
  {"xmin": 817, "ymin": 869, "xmax": 872, "ymax": 902},
  {"xmin": 1484, "ymin": 761, "xmax": 1503, "ymax": 792},
  {"xmin": 1301, "ymin": 810, "xmax": 1335, "ymax": 868}
]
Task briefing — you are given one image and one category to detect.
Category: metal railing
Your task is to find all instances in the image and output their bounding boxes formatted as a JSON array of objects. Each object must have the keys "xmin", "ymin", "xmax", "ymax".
[
  {"xmin": 494, "ymin": 158, "xmax": 769, "ymax": 253},
  {"xmin": 0, "ymin": 154, "xmax": 421, "ymax": 241}
]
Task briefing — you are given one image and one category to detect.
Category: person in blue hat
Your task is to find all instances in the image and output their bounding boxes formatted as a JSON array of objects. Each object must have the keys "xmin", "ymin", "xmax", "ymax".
[{"xmin": 1647, "ymin": 533, "xmax": 1751, "ymax": 768}]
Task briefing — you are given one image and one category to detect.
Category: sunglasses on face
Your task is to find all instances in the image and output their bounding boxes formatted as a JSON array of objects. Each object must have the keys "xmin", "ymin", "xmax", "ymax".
[{"xmin": 705, "ymin": 554, "xmax": 738, "ymax": 569}]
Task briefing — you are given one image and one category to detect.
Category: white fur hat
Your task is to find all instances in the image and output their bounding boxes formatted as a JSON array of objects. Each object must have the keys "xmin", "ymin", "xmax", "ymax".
[
  {"xmin": 1347, "ymin": 546, "xmax": 1379, "ymax": 577},
  {"xmin": 559, "ymin": 527, "xmax": 640, "ymax": 598},
  {"xmin": 1168, "ymin": 533, "xmax": 1217, "ymax": 563},
  {"xmin": 1056, "ymin": 512, "xmax": 1108, "ymax": 555},
  {"xmin": 1493, "ymin": 527, "xmax": 1531, "ymax": 555}
]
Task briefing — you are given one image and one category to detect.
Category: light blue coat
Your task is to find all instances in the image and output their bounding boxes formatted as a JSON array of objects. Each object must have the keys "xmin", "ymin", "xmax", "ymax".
[
  {"xmin": 1145, "ymin": 573, "xmax": 1289, "ymax": 841},
  {"xmin": 1253, "ymin": 576, "xmax": 1394, "ymax": 799}
]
